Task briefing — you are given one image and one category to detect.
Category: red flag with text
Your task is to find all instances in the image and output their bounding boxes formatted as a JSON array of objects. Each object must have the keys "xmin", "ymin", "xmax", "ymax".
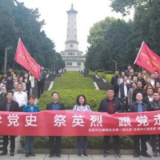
[
  {"xmin": 134, "ymin": 41, "xmax": 160, "ymax": 74},
  {"xmin": 15, "ymin": 38, "xmax": 41, "ymax": 80}
]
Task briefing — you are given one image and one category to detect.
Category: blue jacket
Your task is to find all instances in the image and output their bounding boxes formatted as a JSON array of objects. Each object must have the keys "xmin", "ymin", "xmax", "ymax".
[{"xmin": 23, "ymin": 104, "xmax": 40, "ymax": 112}]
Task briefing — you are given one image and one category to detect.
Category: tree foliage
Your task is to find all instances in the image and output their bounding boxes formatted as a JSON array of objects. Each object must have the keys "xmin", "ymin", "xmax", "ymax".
[
  {"xmin": 0, "ymin": 0, "xmax": 64, "ymax": 71},
  {"xmin": 85, "ymin": 0, "xmax": 160, "ymax": 71}
]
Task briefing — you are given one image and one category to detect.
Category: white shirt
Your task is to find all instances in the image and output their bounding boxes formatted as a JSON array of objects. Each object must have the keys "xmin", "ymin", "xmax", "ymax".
[
  {"xmin": 29, "ymin": 75, "xmax": 35, "ymax": 88},
  {"xmin": 13, "ymin": 91, "xmax": 28, "ymax": 107},
  {"xmin": 151, "ymin": 79, "xmax": 155, "ymax": 86},
  {"xmin": 148, "ymin": 96, "xmax": 153, "ymax": 102},
  {"xmin": 124, "ymin": 84, "xmax": 128, "ymax": 97},
  {"xmin": 73, "ymin": 105, "xmax": 91, "ymax": 111}
]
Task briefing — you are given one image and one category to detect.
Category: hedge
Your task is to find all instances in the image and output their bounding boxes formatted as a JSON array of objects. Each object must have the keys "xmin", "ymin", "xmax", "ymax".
[
  {"xmin": 21, "ymin": 136, "xmax": 133, "ymax": 149},
  {"xmin": 21, "ymin": 71, "xmax": 133, "ymax": 150},
  {"xmin": 104, "ymin": 74, "xmax": 114, "ymax": 82}
]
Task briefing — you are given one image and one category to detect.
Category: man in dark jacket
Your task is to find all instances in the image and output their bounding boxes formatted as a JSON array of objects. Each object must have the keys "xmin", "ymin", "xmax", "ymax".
[
  {"xmin": 119, "ymin": 76, "xmax": 131, "ymax": 111},
  {"xmin": 132, "ymin": 81, "xmax": 145, "ymax": 102},
  {"xmin": 154, "ymin": 71, "xmax": 160, "ymax": 83},
  {"xmin": 0, "ymin": 91, "xmax": 19, "ymax": 156},
  {"xmin": 131, "ymin": 93, "xmax": 151, "ymax": 158},
  {"xmin": 0, "ymin": 86, "xmax": 7, "ymax": 105},
  {"xmin": 111, "ymin": 71, "xmax": 120, "ymax": 98},
  {"xmin": 37, "ymin": 66, "xmax": 46, "ymax": 98},
  {"xmin": 98, "ymin": 88, "xmax": 123, "ymax": 158},
  {"xmin": 150, "ymin": 92, "xmax": 160, "ymax": 157},
  {"xmin": 46, "ymin": 92, "xmax": 65, "ymax": 158},
  {"xmin": 143, "ymin": 87, "xmax": 154, "ymax": 111}
]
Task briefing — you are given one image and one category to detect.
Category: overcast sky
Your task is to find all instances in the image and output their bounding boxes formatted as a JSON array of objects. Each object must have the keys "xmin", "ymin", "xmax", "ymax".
[{"xmin": 18, "ymin": 0, "xmax": 133, "ymax": 53}]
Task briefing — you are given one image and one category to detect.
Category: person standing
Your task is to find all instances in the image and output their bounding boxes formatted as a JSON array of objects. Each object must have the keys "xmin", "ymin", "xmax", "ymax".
[
  {"xmin": 143, "ymin": 87, "xmax": 154, "ymax": 111},
  {"xmin": 0, "ymin": 91, "xmax": 19, "ymax": 156},
  {"xmin": 0, "ymin": 86, "xmax": 7, "ymax": 105},
  {"xmin": 111, "ymin": 71, "xmax": 120, "ymax": 98},
  {"xmin": 119, "ymin": 76, "xmax": 131, "ymax": 111},
  {"xmin": 24, "ymin": 73, "xmax": 31, "ymax": 98},
  {"xmin": 132, "ymin": 81, "xmax": 145, "ymax": 102},
  {"xmin": 150, "ymin": 92, "xmax": 160, "ymax": 157},
  {"xmin": 46, "ymin": 92, "xmax": 65, "ymax": 157},
  {"xmin": 98, "ymin": 88, "xmax": 124, "ymax": 158},
  {"xmin": 23, "ymin": 95, "xmax": 40, "ymax": 157},
  {"xmin": 29, "ymin": 72, "xmax": 35, "ymax": 95},
  {"xmin": 131, "ymin": 93, "xmax": 151, "ymax": 158},
  {"xmin": 37, "ymin": 66, "xmax": 46, "ymax": 98},
  {"xmin": 12, "ymin": 82, "xmax": 18, "ymax": 93},
  {"xmin": 128, "ymin": 82, "xmax": 137, "ymax": 109},
  {"xmin": 73, "ymin": 95, "xmax": 91, "ymax": 157},
  {"xmin": 13, "ymin": 83, "xmax": 28, "ymax": 111}
]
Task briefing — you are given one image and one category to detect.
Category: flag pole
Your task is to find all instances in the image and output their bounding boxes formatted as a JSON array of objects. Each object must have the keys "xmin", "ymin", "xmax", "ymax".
[{"xmin": 134, "ymin": 41, "xmax": 145, "ymax": 64}]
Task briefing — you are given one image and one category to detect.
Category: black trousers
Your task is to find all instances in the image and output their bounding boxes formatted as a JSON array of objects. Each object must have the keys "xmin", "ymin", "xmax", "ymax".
[
  {"xmin": 37, "ymin": 81, "xmax": 45, "ymax": 98},
  {"xmin": 3, "ymin": 136, "xmax": 15, "ymax": 153},
  {"xmin": 49, "ymin": 136, "xmax": 61, "ymax": 155},
  {"xmin": 151, "ymin": 135, "xmax": 160, "ymax": 152},
  {"xmin": 104, "ymin": 136, "xmax": 120, "ymax": 152},
  {"xmin": 134, "ymin": 135, "xmax": 147, "ymax": 154}
]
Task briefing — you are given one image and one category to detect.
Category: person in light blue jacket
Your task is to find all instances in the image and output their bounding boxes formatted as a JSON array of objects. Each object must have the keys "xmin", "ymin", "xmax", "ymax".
[
  {"xmin": 73, "ymin": 94, "xmax": 91, "ymax": 157},
  {"xmin": 23, "ymin": 95, "xmax": 40, "ymax": 157}
]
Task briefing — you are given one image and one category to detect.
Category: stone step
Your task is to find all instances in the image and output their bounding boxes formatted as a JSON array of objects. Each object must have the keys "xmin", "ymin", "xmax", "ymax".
[{"xmin": 18, "ymin": 148, "xmax": 133, "ymax": 155}]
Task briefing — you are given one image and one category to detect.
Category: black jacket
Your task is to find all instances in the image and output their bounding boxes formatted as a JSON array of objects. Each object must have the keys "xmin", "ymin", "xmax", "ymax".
[
  {"xmin": 0, "ymin": 100, "xmax": 19, "ymax": 112},
  {"xmin": 0, "ymin": 92, "xmax": 7, "ymax": 104},
  {"xmin": 111, "ymin": 76, "xmax": 119, "ymax": 89},
  {"xmin": 39, "ymin": 71, "xmax": 46, "ymax": 83},
  {"xmin": 130, "ymin": 102, "xmax": 149, "ymax": 112},
  {"xmin": 143, "ymin": 96, "xmax": 152, "ymax": 111},
  {"xmin": 24, "ymin": 78, "xmax": 31, "ymax": 91},
  {"xmin": 150, "ymin": 100, "xmax": 160, "ymax": 111},
  {"xmin": 46, "ymin": 102, "xmax": 65, "ymax": 110},
  {"xmin": 119, "ymin": 83, "xmax": 131, "ymax": 99},
  {"xmin": 98, "ymin": 98, "xmax": 124, "ymax": 113}
]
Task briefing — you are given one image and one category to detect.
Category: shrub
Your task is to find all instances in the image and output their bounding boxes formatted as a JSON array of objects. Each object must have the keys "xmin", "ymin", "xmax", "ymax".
[
  {"xmin": 21, "ymin": 136, "xmax": 133, "ymax": 149},
  {"xmin": 104, "ymin": 74, "xmax": 114, "ymax": 82}
]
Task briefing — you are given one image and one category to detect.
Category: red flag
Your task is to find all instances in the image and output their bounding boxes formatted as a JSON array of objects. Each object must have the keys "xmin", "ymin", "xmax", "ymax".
[
  {"xmin": 134, "ymin": 41, "xmax": 160, "ymax": 74},
  {"xmin": 15, "ymin": 38, "xmax": 41, "ymax": 80}
]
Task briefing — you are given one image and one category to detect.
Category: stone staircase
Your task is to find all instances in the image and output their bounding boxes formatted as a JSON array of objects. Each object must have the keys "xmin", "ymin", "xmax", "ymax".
[{"xmin": 84, "ymin": 74, "xmax": 112, "ymax": 90}]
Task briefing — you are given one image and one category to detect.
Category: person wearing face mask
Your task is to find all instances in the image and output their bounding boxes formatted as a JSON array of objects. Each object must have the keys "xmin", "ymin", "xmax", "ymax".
[
  {"xmin": 0, "ymin": 86, "xmax": 7, "ymax": 105},
  {"xmin": 23, "ymin": 95, "xmax": 40, "ymax": 157},
  {"xmin": 46, "ymin": 92, "xmax": 65, "ymax": 158},
  {"xmin": 150, "ymin": 92, "xmax": 160, "ymax": 157},
  {"xmin": 73, "ymin": 95, "xmax": 91, "ymax": 157}
]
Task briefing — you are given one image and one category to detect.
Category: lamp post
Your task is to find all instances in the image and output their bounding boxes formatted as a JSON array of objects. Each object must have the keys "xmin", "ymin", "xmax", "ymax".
[
  {"xmin": 112, "ymin": 60, "xmax": 117, "ymax": 72},
  {"xmin": 4, "ymin": 46, "xmax": 13, "ymax": 73}
]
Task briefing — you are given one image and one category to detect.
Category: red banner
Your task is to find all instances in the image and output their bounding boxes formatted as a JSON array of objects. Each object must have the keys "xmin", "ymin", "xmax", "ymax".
[
  {"xmin": 134, "ymin": 41, "xmax": 160, "ymax": 74},
  {"xmin": 15, "ymin": 38, "xmax": 41, "ymax": 81},
  {"xmin": 0, "ymin": 111, "xmax": 160, "ymax": 136}
]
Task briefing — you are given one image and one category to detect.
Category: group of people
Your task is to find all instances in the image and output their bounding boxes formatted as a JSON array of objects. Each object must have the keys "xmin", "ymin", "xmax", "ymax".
[
  {"xmin": 0, "ymin": 67, "xmax": 46, "ymax": 101},
  {"xmin": 0, "ymin": 67, "xmax": 46, "ymax": 157},
  {"xmin": 0, "ymin": 65, "xmax": 160, "ymax": 158},
  {"xmin": 110, "ymin": 65, "xmax": 160, "ymax": 157}
]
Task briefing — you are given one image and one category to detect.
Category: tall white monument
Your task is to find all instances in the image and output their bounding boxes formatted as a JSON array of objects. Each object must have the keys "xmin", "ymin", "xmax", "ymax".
[{"xmin": 60, "ymin": 4, "xmax": 85, "ymax": 71}]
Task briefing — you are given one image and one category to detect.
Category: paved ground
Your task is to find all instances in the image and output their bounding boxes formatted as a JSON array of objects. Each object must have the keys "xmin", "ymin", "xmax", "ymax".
[{"xmin": 0, "ymin": 154, "xmax": 160, "ymax": 160}]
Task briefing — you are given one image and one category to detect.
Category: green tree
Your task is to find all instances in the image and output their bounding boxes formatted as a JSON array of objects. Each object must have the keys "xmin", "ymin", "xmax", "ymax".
[{"xmin": 0, "ymin": 0, "xmax": 64, "ymax": 72}]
